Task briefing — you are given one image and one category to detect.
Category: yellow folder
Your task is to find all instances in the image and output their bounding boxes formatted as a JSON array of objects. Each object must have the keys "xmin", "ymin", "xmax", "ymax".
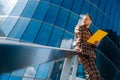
[{"xmin": 87, "ymin": 30, "xmax": 108, "ymax": 44}]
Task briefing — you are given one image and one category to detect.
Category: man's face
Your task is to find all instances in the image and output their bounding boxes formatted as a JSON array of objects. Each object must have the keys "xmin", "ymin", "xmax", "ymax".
[{"xmin": 81, "ymin": 15, "xmax": 92, "ymax": 27}]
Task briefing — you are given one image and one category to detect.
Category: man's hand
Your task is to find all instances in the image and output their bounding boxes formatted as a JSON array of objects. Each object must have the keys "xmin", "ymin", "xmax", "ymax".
[
  {"xmin": 74, "ymin": 25, "xmax": 80, "ymax": 34},
  {"xmin": 74, "ymin": 46, "xmax": 82, "ymax": 53},
  {"xmin": 92, "ymin": 54, "xmax": 96, "ymax": 59},
  {"xmin": 94, "ymin": 41, "xmax": 99, "ymax": 47},
  {"xmin": 74, "ymin": 30, "xmax": 80, "ymax": 33}
]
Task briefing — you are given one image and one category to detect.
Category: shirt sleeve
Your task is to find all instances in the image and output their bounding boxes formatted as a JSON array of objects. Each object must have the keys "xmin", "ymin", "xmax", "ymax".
[{"xmin": 74, "ymin": 26, "xmax": 82, "ymax": 46}]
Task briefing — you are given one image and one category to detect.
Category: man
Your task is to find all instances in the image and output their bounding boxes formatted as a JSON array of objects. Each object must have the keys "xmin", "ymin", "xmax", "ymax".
[{"xmin": 74, "ymin": 14, "xmax": 102, "ymax": 80}]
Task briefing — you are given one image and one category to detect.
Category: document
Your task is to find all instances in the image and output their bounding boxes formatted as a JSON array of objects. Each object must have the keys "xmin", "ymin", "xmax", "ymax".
[{"xmin": 87, "ymin": 30, "xmax": 108, "ymax": 44}]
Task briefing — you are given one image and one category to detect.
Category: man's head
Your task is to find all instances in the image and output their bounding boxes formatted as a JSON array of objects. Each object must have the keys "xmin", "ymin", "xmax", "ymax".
[{"xmin": 81, "ymin": 14, "xmax": 92, "ymax": 28}]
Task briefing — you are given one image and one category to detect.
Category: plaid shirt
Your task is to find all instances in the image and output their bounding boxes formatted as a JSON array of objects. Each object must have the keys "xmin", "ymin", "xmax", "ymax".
[
  {"xmin": 75, "ymin": 25, "xmax": 102, "ymax": 80},
  {"xmin": 75, "ymin": 25, "xmax": 96, "ymax": 59}
]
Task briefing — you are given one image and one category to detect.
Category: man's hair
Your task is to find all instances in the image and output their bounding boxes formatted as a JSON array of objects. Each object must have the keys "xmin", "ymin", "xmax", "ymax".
[{"xmin": 85, "ymin": 13, "xmax": 92, "ymax": 21}]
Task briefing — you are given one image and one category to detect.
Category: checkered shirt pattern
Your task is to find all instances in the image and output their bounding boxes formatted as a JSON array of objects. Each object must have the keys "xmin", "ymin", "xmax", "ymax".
[
  {"xmin": 78, "ymin": 54, "xmax": 102, "ymax": 80},
  {"xmin": 75, "ymin": 25, "xmax": 102, "ymax": 80},
  {"xmin": 75, "ymin": 25, "xmax": 96, "ymax": 59}
]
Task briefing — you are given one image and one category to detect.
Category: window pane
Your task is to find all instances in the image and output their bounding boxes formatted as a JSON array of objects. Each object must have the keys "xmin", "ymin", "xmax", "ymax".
[
  {"xmin": 21, "ymin": 0, "xmax": 39, "ymax": 18},
  {"xmin": 89, "ymin": 6, "xmax": 97, "ymax": 24},
  {"xmin": 50, "ymin": 61, "xmax": 63, "ymax": 80},
  {"xmin": 99, "ymin": 0, "xmax": 106, "ymax": 11},
  {"xmin": 0, "ymin": 27, "xmax": 5, "ymax": 36},
  {"xmin": 0, "ymin": 0, "xmax": 17, "ymax": 15},
  {"xmin": 10, "ymin": 0, "xmax": 28, "ymax": 16},
  {"xmin": 41, "ymin": 0, "xmax": 51, "ymax": 2},
  {"xmin": 33, "ymin": 2, "xmax": 49, "ymax": 21},
  {"xmin": 0, "ymin": 17, "xmax": 6, "ymax": 26},
  {"xmin": 35, "ymin": 63, "xmax": 50, "ymax": 79},
  {"xmin": 76, "ymin": 64, "xmax": 85, "ymax": 78},
  {"xmin": 81, "ymin": 0, "xmax": 90, "ymax": 14},
  {"xmin": 51, "ymin": 0, "xmax": 63, "ymax": 6},
  {"xmin": 104, "ymin": 0, "xmax": 112, "ymax": 16},
  {"xmin": 89, "ymin": 25, "xmax": 95, "ymax": 33},
  {"xmin": 62, "ymin": 0, "xmax": 73, "ymax": 10},
  {"xmin": 1, "ymin": 17, "xmax": 18, "ymax": 36},
  {"xmin": 66, "ymin": 13, "xmax": 79, "ymax": 33},
  {"xmin": 22, "ymin": 78, "xmax": 33, "ymax": 80},
  {"xmin": 45, "ymin": 5, "xmax": 59, "ymax": 24},
  {"xmin": 35, "ymin": 23, "xmax": 52, "ymax": 45},
  {"xmin": 102, "ymin": 16, "xmax": 108, "ymax": 29},
  {"xmin": 55, "ymin": 8, "xmax": 69, "ymax": 29},
  {"xmin": 117, "ymin": 29, "xmax": 120, "ymax": 36},
  {"xmin": 114, "ymin": 12, "xmax": 119, "ymax": 29},
  {"xmin": 0, "ymin": 74, "xmax": 9, "ymax": 80},
  {"xmin": 48, "ymin": 27, "xmax": 64, "ymax": 47},
  {"xmin": 9, "ymin": 76, "xmax": 22, "ymax": 80},
  {"xmin": 0, "ymin": 0, "xmax": 8, "ymax": 15},
  {"xmin": 90, "ymin": 0, "xmax": 99, "ymax": 7},
  {"xmin": 23, "ymin": 66, "xmax": 39, "ymax": 78},
  {"xmin": 8, "ymin": 18, "xmax": 30, "ymax": 39},
  {"xmin": 109, "ymin": 1, "xmax": 116, "ymax": 21},
  {"xmin": 95, "ymin": 12, "xmax": 103, "ymax": 28},
  {"xmin": 72, "ymin": 0, "xmax": 83, "ymax": 14},
  {"xmin": 60, "ymin": 32, "xmax": 73, "ymax": 49},
  {"xmin": 11, "ymin": 69, "xmax": 26, "ymax": 77},
  {"xmin": 21, "ymin": 20, "xmax": 42, "ymax": 42}
]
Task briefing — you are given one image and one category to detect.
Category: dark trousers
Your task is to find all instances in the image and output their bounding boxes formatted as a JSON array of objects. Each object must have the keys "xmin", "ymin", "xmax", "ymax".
[{"xmin": 78, "ymin": 54, "xmax": 102, "ymax": 80}]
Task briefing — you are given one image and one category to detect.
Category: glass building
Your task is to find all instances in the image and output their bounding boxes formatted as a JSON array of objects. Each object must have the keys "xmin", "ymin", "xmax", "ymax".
[{"xmin": 0, "ymin": 0, "xmax": 120, "ymax": 80}]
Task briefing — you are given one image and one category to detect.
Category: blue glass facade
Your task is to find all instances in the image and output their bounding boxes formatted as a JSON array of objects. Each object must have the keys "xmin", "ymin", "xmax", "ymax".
[{"xmin": 0, "ymin": 0, "xmax": 120, "ymax": 80}]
